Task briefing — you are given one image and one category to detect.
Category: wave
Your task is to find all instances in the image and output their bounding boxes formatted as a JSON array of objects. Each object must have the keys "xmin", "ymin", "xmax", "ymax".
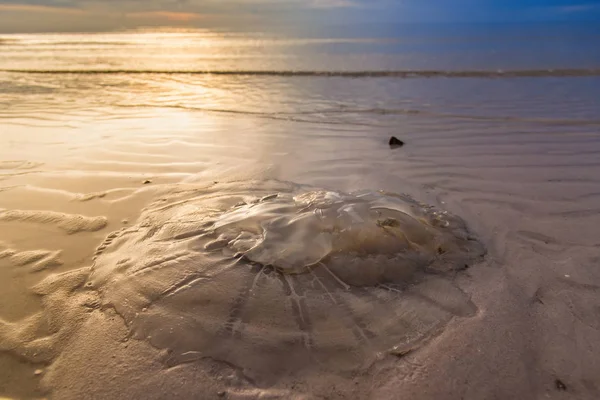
[
  {"xmin": 0, "ymin": 39, "xmax": 130, "ymax": 46},
  {"xmin": 114, "ymin": 103, "xmax": 600, "ymax": 126},
  {"xmin": 24, "ymin": 41, "xmax": 132, "ymax": 46},
  {"xmin": 2, "ymin": 68, "xmax": 600, "ymax": 78}
]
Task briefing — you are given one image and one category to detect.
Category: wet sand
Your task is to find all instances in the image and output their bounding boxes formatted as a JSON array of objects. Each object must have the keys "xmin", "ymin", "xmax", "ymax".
[{"xmin": 1, "ymin": 97, "xmax": 600, "ymax": 400}]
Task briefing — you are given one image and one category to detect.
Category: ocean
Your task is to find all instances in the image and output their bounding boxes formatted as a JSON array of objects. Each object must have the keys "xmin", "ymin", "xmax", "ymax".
[{"xmin": 1, "ymin": 23, "xmax": 600, "ymax": 399}]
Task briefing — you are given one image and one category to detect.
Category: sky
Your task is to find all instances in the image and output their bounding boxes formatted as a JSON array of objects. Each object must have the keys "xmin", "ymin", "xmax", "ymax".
[{"xmin": 1, "ymin": 0, "xmax": 600, "ymax": 33}]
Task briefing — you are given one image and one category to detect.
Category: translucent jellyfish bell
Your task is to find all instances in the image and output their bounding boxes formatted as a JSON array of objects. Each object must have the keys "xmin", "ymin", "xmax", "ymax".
[{"xmin": 89, "ymin": 181, "xmax": 484, "ymax": 382}]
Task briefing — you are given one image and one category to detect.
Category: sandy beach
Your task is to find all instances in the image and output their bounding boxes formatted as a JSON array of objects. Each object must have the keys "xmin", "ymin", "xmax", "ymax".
[{"xmin": 1, "ymin": 29, "xmax": 600, "ymax": 399}]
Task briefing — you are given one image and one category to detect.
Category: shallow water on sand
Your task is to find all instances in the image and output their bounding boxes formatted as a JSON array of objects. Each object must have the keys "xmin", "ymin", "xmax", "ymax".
[{"xmin": 1, "ymin": 29, "xmax": 600, "ymax": 399}]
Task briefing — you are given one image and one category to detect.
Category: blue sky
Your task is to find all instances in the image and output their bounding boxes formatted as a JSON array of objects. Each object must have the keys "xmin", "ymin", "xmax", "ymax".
[{"xmin": 1, "ymin": 0, "xmax": 599, "ymax": 32}]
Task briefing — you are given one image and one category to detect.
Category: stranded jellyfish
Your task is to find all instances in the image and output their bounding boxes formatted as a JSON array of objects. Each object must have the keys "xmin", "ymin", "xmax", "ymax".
[{"xmin": 89, "ymin": 180, "xmax": 484, "ymax": 382}]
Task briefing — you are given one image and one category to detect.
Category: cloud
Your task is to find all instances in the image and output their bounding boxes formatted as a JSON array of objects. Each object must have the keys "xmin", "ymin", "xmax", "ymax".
[
  {"xmin": 0, "ymin": 3, "xmax": 85, "ymax": 14},
  {"xmin": 1, "ymin": 0, "xmax": 599, "ymax": 33},
  {"xmin": 309, "ymin": 0, "xmax": 357, "ymax": 8},
  {"xmin": 126, "ymin": 11, "xmax": 206, "ymax": 22},
  {"xmin": 555, "ymin": 3, "xmax": 598, "ymax": 12}
]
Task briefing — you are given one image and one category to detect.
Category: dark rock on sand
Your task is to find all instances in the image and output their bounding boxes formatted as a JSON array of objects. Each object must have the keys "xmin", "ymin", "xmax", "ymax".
[
  {"xmin": 389, "ymin": 136, "xmax": 405, "ymax": 148},
  {"xmin": 555, "ymin": 379, "xmax": 567, "ymax": 391},
  {"xmin": 143, "ymin": 180, "xmax": 152, "ymax": 185}
]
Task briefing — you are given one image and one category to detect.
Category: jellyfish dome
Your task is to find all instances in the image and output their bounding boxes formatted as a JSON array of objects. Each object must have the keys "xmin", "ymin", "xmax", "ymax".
[{"xmin": 89, "ymin": 180, "xmax": 485, "ymax": 382}]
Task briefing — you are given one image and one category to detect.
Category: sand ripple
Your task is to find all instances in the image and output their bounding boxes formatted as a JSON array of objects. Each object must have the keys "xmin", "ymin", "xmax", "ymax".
[
  {"xmin": 0, "ymin": 209, "xmax": 107, "ymax": 234},
  {"xmin": 0, "ymin": 245, "xmax": 62, "ymax": 271}
]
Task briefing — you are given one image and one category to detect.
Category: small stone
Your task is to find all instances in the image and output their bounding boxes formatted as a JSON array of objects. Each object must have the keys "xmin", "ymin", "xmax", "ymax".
[
  {"xmin": 143, "ymin": 180, "xmax": 152, "ymax": 185},
  {"xmin": 122, "ymin": 219, "xmax": 129, "ymax": 225},
  {"xmin": 218, "ymin": 391, "xmax": 226, "ymax": 397},
  {"xmin": 34, "ymin": 369, "xmax": 43, "ymax": 376},
  {"xmin": 393, "ymin": 349, "xmax": 413, "ymax": 358},
  {"xmin": 389, "ymin": 136, "xmax": 405, "ymax": 148},
  {"xmin": 555, "ymin": 379, "xmax": 567, "ymax": 391}
]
